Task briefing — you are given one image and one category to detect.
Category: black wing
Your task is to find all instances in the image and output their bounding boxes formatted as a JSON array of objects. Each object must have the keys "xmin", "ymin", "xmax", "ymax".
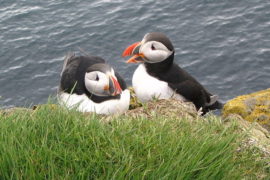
[
  {"xmin": 169, "ymin": 80, "xmax": 209, "ymax": 110},
  {"xmin": 148, "ymin": 62, "xmax": 222, "ymax": 113},
  {"xmin": 169, "ymin": 80, "xmax": 223, "ymax": 114}
]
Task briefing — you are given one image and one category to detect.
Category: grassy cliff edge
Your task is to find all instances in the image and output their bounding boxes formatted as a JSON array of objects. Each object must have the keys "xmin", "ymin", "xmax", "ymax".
[{"xmin": 0, "ymin": 99, "xmax": 269, "ymax": 179}]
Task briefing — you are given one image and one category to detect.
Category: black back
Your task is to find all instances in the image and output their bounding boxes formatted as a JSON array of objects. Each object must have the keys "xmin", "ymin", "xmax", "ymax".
[
  {"xmin": 60, "ymin": 55, "xmax": 127, "ymax": 103},
  {"xmin": 144, "ymin": 53, "xmax": 222, "ymax": 114}
]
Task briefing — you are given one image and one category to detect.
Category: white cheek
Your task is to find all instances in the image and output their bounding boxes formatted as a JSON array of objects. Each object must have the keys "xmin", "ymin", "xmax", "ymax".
[
  {"xmin": 144, "ymin": 50, "xmax": 169, "ymax": 62},
  {"xmin": 140, "ymin": 41, "xmax": 172, "ymax": 63},
  {"xmin": 84, "ymin": 73, "xmax": 108, "ymax": 95},
  {"xmin": 85, "ymin": 80, "xmax": 101, "ymax": 93}
]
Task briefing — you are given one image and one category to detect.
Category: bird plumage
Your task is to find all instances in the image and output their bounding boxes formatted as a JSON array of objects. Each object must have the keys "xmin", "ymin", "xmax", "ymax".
[
  {"xmin": 123, "ymin": 32, "xmax": 223, "ymax": 114},
  {"xmin": 58, "ymin": 53, "xmax": 130, "ymax": 114}
]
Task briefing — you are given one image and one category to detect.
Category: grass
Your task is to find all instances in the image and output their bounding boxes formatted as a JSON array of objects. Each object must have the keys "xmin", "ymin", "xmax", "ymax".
[{"xmin": 0, "ymin": 103, "xmax": 269, "ymax": 179}]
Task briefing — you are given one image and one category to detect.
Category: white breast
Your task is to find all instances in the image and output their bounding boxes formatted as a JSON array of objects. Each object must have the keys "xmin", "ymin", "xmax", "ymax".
[
  {"xmin": 132, "ymin": 64, "xmax": 186, "ymax": 102},
  {"xmin": 58, "ymin": 89, "xmax": 130, "ymax": 115}
]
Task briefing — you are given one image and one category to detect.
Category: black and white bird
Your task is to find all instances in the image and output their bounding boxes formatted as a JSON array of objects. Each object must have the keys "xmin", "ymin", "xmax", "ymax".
[
  {"xmin": 58, "ymin": 53, "xmax": 130, "ymax": 114},
  {"xmin": 122, "ymin": 32, "xmax": 222, "ymax": 114}
]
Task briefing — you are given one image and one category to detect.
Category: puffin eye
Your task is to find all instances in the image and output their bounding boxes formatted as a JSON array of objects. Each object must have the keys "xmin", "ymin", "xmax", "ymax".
[
  {"xmin": 95, "ymin": 75, "xmax": 99, "ymax": 81},
  {"xmin": 151, "ymin": 44, "xmax": 156, "ymax": 50}
]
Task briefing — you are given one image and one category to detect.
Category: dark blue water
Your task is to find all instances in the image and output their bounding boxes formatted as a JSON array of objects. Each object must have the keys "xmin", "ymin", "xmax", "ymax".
[{"xmin": 1, "ymin": 0, "xmax": 270, "ymax": 108}]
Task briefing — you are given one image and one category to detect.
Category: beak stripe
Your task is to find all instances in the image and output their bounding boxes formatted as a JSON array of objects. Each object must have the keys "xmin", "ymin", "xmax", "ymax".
[{"xmin": 111, "ymin": 76, "xmax": 122, "ymax": 96}]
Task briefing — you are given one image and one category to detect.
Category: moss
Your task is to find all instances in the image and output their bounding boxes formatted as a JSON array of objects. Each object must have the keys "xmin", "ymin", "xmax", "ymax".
[
  {"xmin": 223, "ymin": 99, "xmax": 249, "ymax": 117},
  {"xmin": 223, "ymin": 89, "xmax": 270, "ymax": 130},
  {"xmin": 128, "ymin": 87, "xmax": 143, "ymax": 110}
]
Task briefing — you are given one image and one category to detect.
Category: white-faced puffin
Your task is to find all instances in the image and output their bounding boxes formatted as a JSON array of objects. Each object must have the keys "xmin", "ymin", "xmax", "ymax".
[
  {"xmin": 58, "ymin": 53, "xmax": 130, "ymax": 115},
  {"xmin": 122, "ymin": 32, "xmax": 222, "ymax": 114}
]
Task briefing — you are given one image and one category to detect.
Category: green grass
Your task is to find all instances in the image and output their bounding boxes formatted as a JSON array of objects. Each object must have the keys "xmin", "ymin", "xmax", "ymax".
[{"xmin": 0, "ymin": 104, "xmax": 268, "ymax": 179}]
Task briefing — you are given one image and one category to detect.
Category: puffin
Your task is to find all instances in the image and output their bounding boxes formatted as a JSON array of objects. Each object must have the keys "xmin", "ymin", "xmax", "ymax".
[
  {"xmin": 58, "ymin": 53, "xmax": 130, "ymax": 115},
  {"xmin": 122, "ymin": 32, "xmax": 222, "ymax": 114}
]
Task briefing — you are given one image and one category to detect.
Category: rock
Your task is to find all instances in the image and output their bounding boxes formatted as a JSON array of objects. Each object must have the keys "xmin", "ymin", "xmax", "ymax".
[
  {"xmin": 126, "ymin": 87, "xmax": 199, "ymax": 119},
  {"xmin": 0, "ymin": 107, "xmax": 32, "ymax": 116},
  {"xmin": 125, "ymin": 98, "xmax": 200, "ymax": 120},
  {"xmin": 224, "ymin": 114, "xmax": 270, "ymax": 157},
  {"xmin": 0, "ymin": 104, "xmax": 63, "ymax": 117},
  {"xmin": 223, "ymin": 89, "xmax": 270, "ymax": 131}
]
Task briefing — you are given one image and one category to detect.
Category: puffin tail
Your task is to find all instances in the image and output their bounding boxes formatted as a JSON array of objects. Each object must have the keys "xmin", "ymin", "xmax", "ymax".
[
  {"xmin": 60, "ymin": 52, "xmax": 75, "ymax": 77},
  {"xmin": 205, "ymin": 95, "xmax": 224, "ymax": 110},
  {"xmin": 207, "ymin": 100, "xmax": 224, "ymax": 110}
]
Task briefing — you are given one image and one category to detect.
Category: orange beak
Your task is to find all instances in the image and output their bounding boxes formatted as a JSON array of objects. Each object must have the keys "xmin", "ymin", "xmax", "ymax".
[
  {"xmin": 110, "ymin": 76, "xmax": 122, "ymax": 96},
  {"xmin": 122, "ymin": 42, "xmax": 144, "ymax": 63}
]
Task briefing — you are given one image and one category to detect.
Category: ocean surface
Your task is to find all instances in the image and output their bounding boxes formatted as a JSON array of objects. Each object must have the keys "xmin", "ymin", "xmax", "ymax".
[{"xmin": 0, "ymin": 0, "xmax": 270, "ymax": 108}]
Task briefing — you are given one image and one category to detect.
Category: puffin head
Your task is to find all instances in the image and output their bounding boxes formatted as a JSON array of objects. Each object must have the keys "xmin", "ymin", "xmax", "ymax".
[
  {"xmin": 84, "ymin": 63, "xmax": 122, "ymax": 96},
  {"xmin": 122, "ymin": 32, "xmax": 174, "ymax": 64}
]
